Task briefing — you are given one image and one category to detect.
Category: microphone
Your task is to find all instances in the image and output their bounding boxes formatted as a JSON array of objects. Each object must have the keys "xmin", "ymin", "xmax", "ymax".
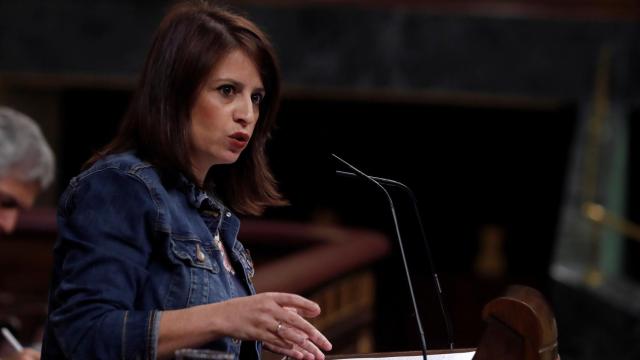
[
  {"xmin": 336, "ymin": 170, "xmax": 455, "ymax": 350},
  {"xmin": 331, "ymin": 154, "xmax": 428, "ymax": 360}
]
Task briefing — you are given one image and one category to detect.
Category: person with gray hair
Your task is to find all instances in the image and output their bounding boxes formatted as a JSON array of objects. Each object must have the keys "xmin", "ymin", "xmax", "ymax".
[
  {"xmin": 0, "ymin": 106, "xmax": 54, "ymax": 235},
  {"xmin": 0, "ymin": 106, "xmax": 53, "ymax": 360}
]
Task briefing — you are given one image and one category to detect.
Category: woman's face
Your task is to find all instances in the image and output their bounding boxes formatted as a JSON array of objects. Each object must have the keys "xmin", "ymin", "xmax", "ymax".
[{"xmin": 189, "ymin": 49, "xmax": 265, "ymax": 184}]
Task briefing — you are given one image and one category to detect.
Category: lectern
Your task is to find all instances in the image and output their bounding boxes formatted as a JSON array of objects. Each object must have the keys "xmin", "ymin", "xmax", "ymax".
[{"xmin": 331, "ymin": 285, "xmax": 559, "ymax": 360}]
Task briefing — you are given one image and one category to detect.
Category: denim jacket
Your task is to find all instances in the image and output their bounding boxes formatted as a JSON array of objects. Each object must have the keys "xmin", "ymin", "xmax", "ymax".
[{"xmin": 42, "ymin": 152, "xmax": 260, "ymax": 360}]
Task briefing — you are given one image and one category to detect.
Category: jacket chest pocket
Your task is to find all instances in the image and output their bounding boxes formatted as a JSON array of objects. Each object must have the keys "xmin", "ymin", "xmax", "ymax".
[{"xmin": 164, "ymin": 236, "xmax": 220, "ymax": 309}]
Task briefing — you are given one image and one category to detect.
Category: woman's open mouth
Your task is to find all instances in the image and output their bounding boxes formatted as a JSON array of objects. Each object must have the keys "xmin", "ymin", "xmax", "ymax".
[{"xmin": 229, "ymin": 132, "xmax": 250, "ymax": 150}]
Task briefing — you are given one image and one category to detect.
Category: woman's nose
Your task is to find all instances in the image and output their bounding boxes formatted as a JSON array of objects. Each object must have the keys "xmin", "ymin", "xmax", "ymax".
[{"xmin": 234, "ymin": 96, "xmax": 257, "ymax": 126}]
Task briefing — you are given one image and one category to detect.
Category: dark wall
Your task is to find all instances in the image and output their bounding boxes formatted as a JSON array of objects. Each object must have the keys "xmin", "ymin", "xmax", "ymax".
[
  {"xmin": 1, "ymin": 1, "xmax": 638, "ymax": 100},
  {"xmin": 267, "ymin": 97, "xmax": 577, "ymax": 349}
]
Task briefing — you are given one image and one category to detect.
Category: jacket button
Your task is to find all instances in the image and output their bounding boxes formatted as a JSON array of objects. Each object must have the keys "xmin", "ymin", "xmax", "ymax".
[
  {"xmin": 226, "ymin": 212, "xmax": 232, "ymax": 217},
  {"xmin": 195, "ymin": 244, "xmax": 206, "ymax": 263}
]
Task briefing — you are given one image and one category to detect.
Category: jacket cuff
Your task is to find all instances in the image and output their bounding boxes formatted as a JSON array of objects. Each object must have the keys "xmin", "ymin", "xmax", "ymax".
[{"xmin": 122, "ymin": 310, "xmax": 161, "ymax": 360}]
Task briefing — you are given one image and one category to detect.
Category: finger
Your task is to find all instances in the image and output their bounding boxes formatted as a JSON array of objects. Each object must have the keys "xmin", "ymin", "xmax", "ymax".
[
  {"xmin": 276, "ymin": 321, "xmax": 307, "ymax": 344},
  {"xmin": 297, "ymin": 337, "xmax": 325, "ymax": 360},
  {"xmin": 284, "ymin": 304, "xmax": 318, "ymax": 319},
  {"xmin": 276, "ymin": 321, "xmax": 329, "ymax": 360},
  {"xmin": 265, "ymin": 333, "xmax": 292, "ymax": 350},
  {"xmin": 261, "ymin": 324, "xmax": 292, "ymax": 350},
  {"xmin": 264, "ymin": 341, "xmax": 305, "ymax": 360},
  {"xmin": 269, "ymin": 341, "xmax": 316, "ymax": 360},
  {"xmin": 272, "ymin": 322, "xmax": 324, "ymax": 360},
  {"xmin": 278, "ymin": 312, "xmax": 332, "ymax": 351},
  {"xmin": 268, "ymin": 293, "xmax": 321, "ymax": 318},
  {"xmin": 298, "ymin": 345, "xmax": 317, "ymax": 360}
]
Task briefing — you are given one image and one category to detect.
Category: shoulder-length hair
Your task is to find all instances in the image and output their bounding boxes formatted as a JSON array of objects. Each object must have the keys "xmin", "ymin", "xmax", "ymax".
[{"xmin": 89, "ymin": 0, "xmax": 286, "ymax": 215}]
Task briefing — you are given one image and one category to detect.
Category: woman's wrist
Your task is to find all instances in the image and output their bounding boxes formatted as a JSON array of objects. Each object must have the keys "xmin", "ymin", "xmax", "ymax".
[
  {"xmin": 203, "ymin": 302, "xmax": 231, "ymax": 338},
  {"xmin": 157, "ymin": 302, "xmax": 229, "ymax": 358}
]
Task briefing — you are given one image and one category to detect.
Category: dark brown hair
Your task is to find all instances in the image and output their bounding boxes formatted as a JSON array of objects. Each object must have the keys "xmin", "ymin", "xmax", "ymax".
[{"xmin": 89, "ymin": 0, "xmax": 286, "ymax": 215}]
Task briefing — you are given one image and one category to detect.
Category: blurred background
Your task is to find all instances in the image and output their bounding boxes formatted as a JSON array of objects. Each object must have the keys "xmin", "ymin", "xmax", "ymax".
[{"xmin": 1, "ymin": 0, "xmax": 640, "ymax": 359}]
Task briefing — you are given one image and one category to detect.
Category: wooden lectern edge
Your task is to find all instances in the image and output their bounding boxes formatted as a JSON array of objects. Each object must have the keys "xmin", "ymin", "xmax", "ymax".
[
  {"xmin": 328, "ymin": 349, "xmax": 476, "ymax": 359},
  {"xmin": 484, "ymin": 285, "xmax": 558, "ymax": 355},
  {"xmin": 474, "ymin": 285, "xmax": 559, "ymax": 360}
]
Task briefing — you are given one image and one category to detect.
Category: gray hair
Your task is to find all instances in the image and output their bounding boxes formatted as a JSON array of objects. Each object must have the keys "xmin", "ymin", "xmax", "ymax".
[{"xmin": 0, "ymin": 107, "xmax": 55, "ymax": 189}]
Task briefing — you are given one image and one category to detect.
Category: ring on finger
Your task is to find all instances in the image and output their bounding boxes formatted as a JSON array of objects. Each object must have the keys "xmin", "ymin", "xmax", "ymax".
[{"xmin": 275, "ymin": 321, "xmax": 283, "ymax": 333}]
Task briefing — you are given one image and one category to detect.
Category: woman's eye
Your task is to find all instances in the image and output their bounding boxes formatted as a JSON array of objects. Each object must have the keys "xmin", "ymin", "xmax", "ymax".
[
  {"xmin": 218, "ymin": 85, "xmax": 235, "ymax": 97},
  {"xmin": 251, "ymin": 93, "xmax": 264, "ymax": 105}
]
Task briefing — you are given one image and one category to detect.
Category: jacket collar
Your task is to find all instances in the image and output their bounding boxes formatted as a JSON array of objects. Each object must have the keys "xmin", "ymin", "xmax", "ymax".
[{"xmin": 176, "ymin": 173, "xmax": 225, "ymax": 212}]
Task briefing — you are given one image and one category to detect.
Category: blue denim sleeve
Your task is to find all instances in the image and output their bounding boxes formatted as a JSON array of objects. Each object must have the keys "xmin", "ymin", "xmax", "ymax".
[{"xmin": 49, "ymin": 167, "xmax": 161, "ymax": 359}]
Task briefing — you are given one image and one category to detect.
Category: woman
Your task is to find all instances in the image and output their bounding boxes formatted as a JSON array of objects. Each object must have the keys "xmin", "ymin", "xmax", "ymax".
[{"xmin": 42, "ymin": 2, "xmax": 332, "ymax": 359}]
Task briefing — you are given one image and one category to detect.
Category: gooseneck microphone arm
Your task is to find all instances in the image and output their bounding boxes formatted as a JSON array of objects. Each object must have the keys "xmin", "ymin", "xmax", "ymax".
[
  {"xmin": 336, "ymin": 170, "xmax": 455, "ymax": 350},
  {"xmin": 332, "ymin": 154, "xmax": 428, "ymax": 360}
]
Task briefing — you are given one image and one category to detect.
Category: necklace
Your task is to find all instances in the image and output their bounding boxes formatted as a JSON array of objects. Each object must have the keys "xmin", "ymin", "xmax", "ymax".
[{"xmin": 214, "ymin": 231, "xmax": 235, "ymax": 274}]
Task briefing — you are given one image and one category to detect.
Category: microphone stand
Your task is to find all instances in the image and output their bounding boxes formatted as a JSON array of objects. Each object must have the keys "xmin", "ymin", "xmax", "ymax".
[
  {"xmin": 336, "ymin": 170, "xmax": 455, "ymax": 350},
  {"xmin": 332, "ymin": 154, "xmax": 428, "ymax": 360}
]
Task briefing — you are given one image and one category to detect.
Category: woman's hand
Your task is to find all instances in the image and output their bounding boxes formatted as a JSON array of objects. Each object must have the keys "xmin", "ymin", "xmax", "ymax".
[
  {"xmin": 219, "ymin": 292, "xmax": 332, "ymax": 360},
  {"xmin": 158, "ymin": 292, "xmax": 332, "ymax": 360},
  {"xmin": 262, "ymin": 306, "xmax": 324, "ymax": 360}
]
